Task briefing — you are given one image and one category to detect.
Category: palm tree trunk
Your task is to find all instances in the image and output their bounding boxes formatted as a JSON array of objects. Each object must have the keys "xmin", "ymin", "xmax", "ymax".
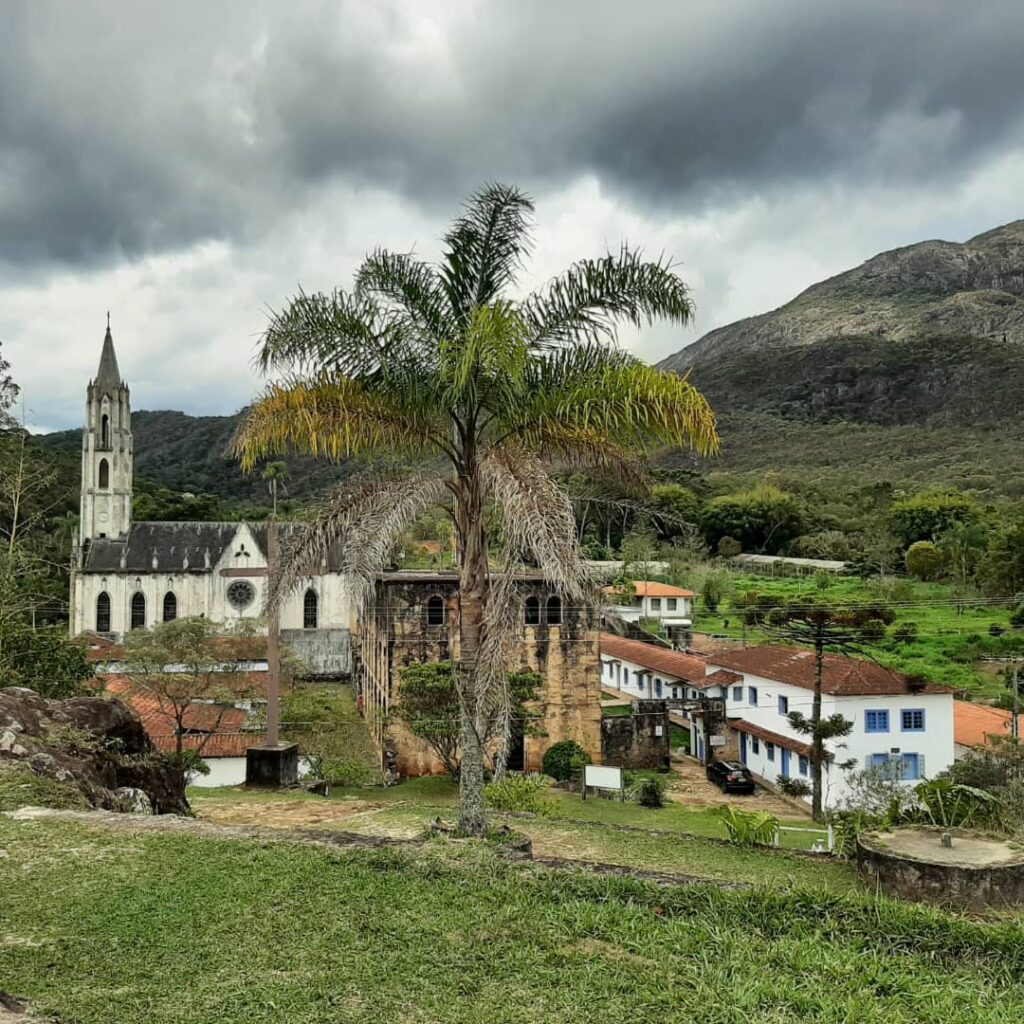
[{"xmin": 456, "ymin": 468, "xmax": 489, "ymax": 835}]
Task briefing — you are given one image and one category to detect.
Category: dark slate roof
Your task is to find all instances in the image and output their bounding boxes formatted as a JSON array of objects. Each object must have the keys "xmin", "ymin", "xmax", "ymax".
[
  {"xmin": 81, "ymin": 521, "xmax": 344, "ymax": 574},
  {"xmin": 93, "ymin": 326, "xmax": 123, "ymax": 395}
]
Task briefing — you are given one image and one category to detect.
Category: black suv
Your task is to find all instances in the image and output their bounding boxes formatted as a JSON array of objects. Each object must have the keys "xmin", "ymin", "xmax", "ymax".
[{"xmin": 706, "ymin": 760, "xmax": 756, "ymax": 794}]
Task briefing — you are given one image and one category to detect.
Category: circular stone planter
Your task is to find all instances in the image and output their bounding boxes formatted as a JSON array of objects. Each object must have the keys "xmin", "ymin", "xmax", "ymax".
[{"xmin": 857, "ymin": 827, "xmax": 1024, "ymax": 911}]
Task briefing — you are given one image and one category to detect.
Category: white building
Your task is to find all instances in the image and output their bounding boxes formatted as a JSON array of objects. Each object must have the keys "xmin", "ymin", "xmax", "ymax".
[
  {"xmin": 599, "ymin": 632, "xmax": 708, "ymax": 701},
  {"xmin": 601, "ymin": 581, "xmax": 696, "ymax": 627},
  {"xmin": 70, "ymin": 324, "xmax": 354, "ymax": 674},
  {"xmin": 703, "ymin": 645, "xmax": 955, "ymax": 809}
]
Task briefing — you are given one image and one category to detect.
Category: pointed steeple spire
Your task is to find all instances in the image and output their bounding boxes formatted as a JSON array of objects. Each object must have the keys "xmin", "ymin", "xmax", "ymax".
[{"xmin": 94, "ymin": 314, "xmax": 122, "ymax": 395}]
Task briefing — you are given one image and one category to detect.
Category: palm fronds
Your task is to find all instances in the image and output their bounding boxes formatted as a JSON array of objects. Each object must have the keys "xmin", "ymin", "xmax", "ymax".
[{"xmin": 520, "ymin": 246, "xmax": 695, "ymax": 348}]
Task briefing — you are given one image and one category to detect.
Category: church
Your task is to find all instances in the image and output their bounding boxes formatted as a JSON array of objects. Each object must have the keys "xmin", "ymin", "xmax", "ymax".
[{"xmin": 69, "ymin": 325, "xmax": 353, "ymax": 675}]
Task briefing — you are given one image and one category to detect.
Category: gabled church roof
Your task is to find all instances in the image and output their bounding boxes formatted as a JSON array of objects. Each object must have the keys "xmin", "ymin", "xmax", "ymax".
[
  {"xmin": 80, "ymin": 520, "xmax": 344, "ymax": 574},
  {"xmin": 93, "ymin": 324, "xmax": 123, "ymax": 395}
]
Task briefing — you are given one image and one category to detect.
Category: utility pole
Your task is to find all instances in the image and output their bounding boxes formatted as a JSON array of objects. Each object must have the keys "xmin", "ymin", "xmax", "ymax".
[
  {"xmin": 266, "ymin": 515, "xmax": 280, "ymax": 747},
  {"xmin": 980, "ymin": 657, "xmax": 1022, "ymax": 742}
]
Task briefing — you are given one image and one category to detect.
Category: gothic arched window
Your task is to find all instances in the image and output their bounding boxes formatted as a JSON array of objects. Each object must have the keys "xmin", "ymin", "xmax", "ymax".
[
  {"xmin": 98, "ymin": 458, "xmax": 109, "ymax": 489},
  {"xmin": 162, "ymin": 591, "xmax": 177, "ymax": 622},
  {"xmin": 130, "ymin": 591, "xmax": 146, "ymax": 630},
  {"xmin": 96, "ymin": 592, "xmax": 111, "ymax": 633},
  {"xmin": 303, "ymin": 588, "xmax": 318, "ymax": 629},
  {"xmin": 546, "ymin": 595, "xmax": 562, "ymax": 626},
  {"xmin": 426, "ymin": 595, "xmax": 446, "ymax": 626},
  {"xmin": 524, "ymin": 596, "xmax": 540, "ymax": 625},
  {"xmin": 100, "ymin": 413, "xmax": 110, "ymax": 448}
]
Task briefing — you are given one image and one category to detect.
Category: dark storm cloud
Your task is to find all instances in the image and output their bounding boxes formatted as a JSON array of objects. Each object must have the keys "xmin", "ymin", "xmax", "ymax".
[{"xmin": 2, "ymin": 0, "xmax": 1023, "ymax": 270}]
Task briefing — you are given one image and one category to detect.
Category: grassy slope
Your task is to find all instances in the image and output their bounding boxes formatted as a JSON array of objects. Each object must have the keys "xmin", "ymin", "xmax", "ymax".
[
  {"xmin": 2, "ymin": 815, "xmax": 1024, "ymax": 1024},
  {"xmin": 695, "ymin": 572, "xmax": 1018, "ymax": 699}
]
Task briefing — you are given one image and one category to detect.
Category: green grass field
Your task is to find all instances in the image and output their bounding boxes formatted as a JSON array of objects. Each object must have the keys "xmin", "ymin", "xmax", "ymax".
[
  {"xmin": 694, "ymin": 573, "xmax": 1020, "ymax": 699},
  {"xmin": 2, "ymin": 814, "xmax": 1023, "ymax": 1023}
]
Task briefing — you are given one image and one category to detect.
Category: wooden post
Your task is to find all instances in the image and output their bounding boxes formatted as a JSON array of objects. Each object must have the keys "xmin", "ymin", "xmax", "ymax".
[{"xmin": 266, "ymin": 516, "xmax": 280, "ymax": 748}]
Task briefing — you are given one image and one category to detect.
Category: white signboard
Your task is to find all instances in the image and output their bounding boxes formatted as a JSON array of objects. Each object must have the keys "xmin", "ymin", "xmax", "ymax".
[
  {"xmin": 584, "ymin": 764, "xmax": 623, "ymax": 791},
  {"xmin": 709, "ymin": 735, "xmax": 727, "ymax": 747}
]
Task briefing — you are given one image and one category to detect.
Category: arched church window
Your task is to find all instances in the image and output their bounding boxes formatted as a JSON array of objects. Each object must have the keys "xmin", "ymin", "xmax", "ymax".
[
  {"xmin": 524, "ymin": 596, "xmax": 540, "ymax": 625},
  {"xmin": 98, "ymin": 458, "xmax": 109, "ymax": 489},
  {"xmin": 303, "ymin": 588, "xmax": 319, "ymax": 629},
  {"xmin": 546, "ymin": 595, "xmax": 562, "ymax": 626},
  {"xmin": 426, "ymin": 595, "xmax": 446, "ymax": 626},
  {"xmin": 130, "ymin": 591, "xmax": 146, "ymax": 630},
  {"xmin": 100, "ymin": 413, "xmax": 110, "ymax": 448},
  {"xmin": 96, "ymin": 592, "xmax": 111, "ymax": 633},
  {"xmin": 162, "ymin": 592, "xmax": 177, "ymax": 623}
]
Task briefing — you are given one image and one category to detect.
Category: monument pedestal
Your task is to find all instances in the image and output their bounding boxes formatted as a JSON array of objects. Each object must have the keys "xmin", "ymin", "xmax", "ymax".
[{"xmin": 245, "ymin": 742, "xmax": 299, "ymax": 788}]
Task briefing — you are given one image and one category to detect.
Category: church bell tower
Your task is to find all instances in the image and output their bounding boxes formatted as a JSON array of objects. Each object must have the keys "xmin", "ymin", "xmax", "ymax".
[{"xmin": 80, "ymin": 319, "xmax": 133, "ymax": 544}]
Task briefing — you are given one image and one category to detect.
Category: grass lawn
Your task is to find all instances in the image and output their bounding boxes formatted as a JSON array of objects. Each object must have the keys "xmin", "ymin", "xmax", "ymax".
[
  {"xmin": 189, "ymin": 778, "xmax": 839, "ymax": 879},
  {"xmin": 694, "ymin": 573, "xmax": 1021, "ymax": 699},
  {"xmin": 3, "ymin": 814, "xmax": 1024, "ymax": 1023}
]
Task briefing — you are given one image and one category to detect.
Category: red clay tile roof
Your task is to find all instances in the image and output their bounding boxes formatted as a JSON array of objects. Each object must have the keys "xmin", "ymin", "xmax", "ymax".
[
  {"xmin": 104, "ymin": 677, "xmax": 264, "ymax": 758},
  {"xmin": 602, "ymin": 581, "xmax": 696, "ymax": 598},
  {"xmin": 954, "ymin": 702, "xmax": 1014, "ymax": 748},
  {"xmin": 728, "ymin": 718, "xmax": 816, "ymax": 760},
  {"xmin": 600, "ymin": 633, "xmax": 707, "ymax": 683},
  {"xmin": 702, "ymin": 669, "xmax": 742, "ymax": 686},
  {"xmin": 708, "ymin": 644, "xmax": 948, "ymax": 697}
]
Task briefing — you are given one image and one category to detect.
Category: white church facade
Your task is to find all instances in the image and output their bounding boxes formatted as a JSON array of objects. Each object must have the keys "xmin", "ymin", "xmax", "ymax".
[{"xmin": 70, "ymin": 326, "xmax": 353, "ymax": 674}]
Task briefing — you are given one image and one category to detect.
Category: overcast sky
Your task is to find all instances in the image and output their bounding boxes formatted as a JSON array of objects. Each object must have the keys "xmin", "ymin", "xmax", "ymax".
[{"xmin": 3, "ymin": 0, "xmax": 1023, "ymax": 431}]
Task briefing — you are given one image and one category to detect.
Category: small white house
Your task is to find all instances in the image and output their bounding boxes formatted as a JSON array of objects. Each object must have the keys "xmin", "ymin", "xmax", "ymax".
[
  {"xmin": 702, "ymin": 645, "xmax": 955, "ymax": 810},
  {"xmin": 601, "ymin": 581, "xmax": 696, "ymax": 627}
]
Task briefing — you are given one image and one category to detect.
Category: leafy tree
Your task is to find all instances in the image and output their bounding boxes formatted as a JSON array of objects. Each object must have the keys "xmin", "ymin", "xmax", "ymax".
[
  {"xmin": 981, "ymin": 517, "xmax": 1024, "ymax": 598},
  {"xmin": 649, "ymin": 483, "xmax": 702, "ymax": 540},
  {"xmin": 717, "ymin": 536, "xmax": 742, "ymax": 558},
  {"xmin": 393, "ymin": 661, "xmax": 542, "ymax": 779},
  {"xmin": 904, "ymin": 540, "xmax": 945, "ymax": 581},
  {"xmin": 699, "ymin": 568, "xmax": 730, "ymax": 613},
  {"xmin": 117, "ymin": 618, "xmax": 264, "ymax": 758},
  {"xmin": 888, "ymin": 488, "xmax": 977, "ymax": 546},
  {"xmin": 700, "ymin": 483, "xmax": 802, "ymax": 554},
  {"xmin": 939, "ymin": 521, "xmax": 988, "ymax": 614},
  {"xmin": 234, "ymin": 184, "xmax": 718, "ymax": 833},
  {"xmin": 0, "ymin": 627, "xmax": 92, "ymax": 698}
]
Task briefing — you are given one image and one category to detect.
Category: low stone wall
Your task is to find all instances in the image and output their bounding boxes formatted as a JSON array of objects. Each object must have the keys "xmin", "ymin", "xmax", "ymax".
[
  {"xmin": 601, "ymin": 712, "xmax": 671, "ymax": 770},
  {"xmin": 857, "ymin": 827, "xmax": 1024, "ymax": 911}
]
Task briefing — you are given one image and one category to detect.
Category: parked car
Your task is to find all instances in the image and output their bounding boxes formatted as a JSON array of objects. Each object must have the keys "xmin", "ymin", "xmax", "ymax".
[{"xmin": 706, "ymin": 760, "xmax": 756, "ymax": 794}]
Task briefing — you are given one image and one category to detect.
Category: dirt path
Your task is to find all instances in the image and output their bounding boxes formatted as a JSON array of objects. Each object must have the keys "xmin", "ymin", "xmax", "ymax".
[
  {"xmin": 667, "ymin": 760, "xmax": 808, "ymax": 819},
  {"xmin": 2, "ymin": 807, "xmax": 750, "ymax": 890}
]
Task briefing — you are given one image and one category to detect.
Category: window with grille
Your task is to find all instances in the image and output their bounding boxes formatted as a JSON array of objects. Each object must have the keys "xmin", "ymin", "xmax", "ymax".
[
  {"xmin": 303, "ymin": 588, "xmax": 318, "ymax": 629},
  {"xmin": 901, "ymin": 709, "xmax": 925, "ymax": 732},
  {"xmin": 865, "ymin": 710, "xmax": 889, "ymax": 733},
  {"xmin": 130, "ymin": 592, "xmax": 146, "ymax": 630},
  {"xmin": 96, "ymin": 592, "xmax": 111, "ymax": 632},
  {"xmin": 524, "ymin": 596, "xmax": 540, "ymax": 625},
  {"xmin": 545, "ymin": 596, "xmax": 562, "ymax": 625},
  {"xmin": 98, "ymin": 458, "xmax": 109, "ymax": 489},
  {"xmin": 162, "ymin": 592, "xmax": 177, "ymax": 622}
]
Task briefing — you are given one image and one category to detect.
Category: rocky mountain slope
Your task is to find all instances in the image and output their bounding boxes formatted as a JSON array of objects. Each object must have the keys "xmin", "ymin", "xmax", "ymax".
[{"xmin": 661, "ymin": 220, "xmax": 1024, "ymax": 372}]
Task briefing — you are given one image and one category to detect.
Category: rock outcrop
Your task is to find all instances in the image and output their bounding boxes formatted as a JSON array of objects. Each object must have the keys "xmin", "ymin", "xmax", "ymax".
[
  {"xmin": 660, "ymin": 219, "xmax": 1024, "ymax": 372},
  {"xmin": 0, "ymin": 687, "xmax": 189, "ymax": 815}
]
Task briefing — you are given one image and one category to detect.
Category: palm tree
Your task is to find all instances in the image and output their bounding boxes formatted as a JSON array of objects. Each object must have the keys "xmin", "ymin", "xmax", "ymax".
[
  {"xmin": 261, "ymin": 461, "xmax": 289, "ymax": 516},
  {"xmin": 234, "ymin": 184, "xmax": 718, "ymax": 833}
]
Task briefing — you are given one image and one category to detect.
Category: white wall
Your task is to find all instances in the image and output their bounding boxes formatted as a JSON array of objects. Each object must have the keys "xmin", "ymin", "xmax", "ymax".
[
  {"xmin": 708, "ymin": 664, "xmax": 955, "ymax": 809},
  {"xmin": 599, "ymin": 653, "xmax": 691, "ymax": 701}
]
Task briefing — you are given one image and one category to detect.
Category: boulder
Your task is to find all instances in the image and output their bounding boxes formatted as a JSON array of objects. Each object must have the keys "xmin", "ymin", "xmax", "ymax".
[{"xmin": 0, "ymin": 687, "xmax": 189, "ymax": 815}]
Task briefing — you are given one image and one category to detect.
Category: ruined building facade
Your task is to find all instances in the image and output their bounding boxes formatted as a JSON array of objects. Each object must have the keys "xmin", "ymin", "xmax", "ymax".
[{"xmin": 355, "ymin": 573, "xmax": 602, "ymax": 775}]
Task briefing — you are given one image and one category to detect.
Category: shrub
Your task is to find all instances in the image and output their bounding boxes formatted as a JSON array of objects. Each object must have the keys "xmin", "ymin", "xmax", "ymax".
[
  {"xmin": 904, "ymin": 541, "xmax": 946, "ymax": 580},
  {"xmin": 829, "ymin": 809, "xmax": 885, "ymax": 859},
  {"xmin": 629, "ymin": 775, "xmax": 667, "ymax": 808},
  {"xmin": 860, "ymin": 618, "xmax": 887, "ymax": 642},
  {"xmin": 716, "ymin": 805, "xmax": 779, "ymax": 847},
  {"xmin": 777, "ymin": 775, "xmax": 811, "ymax": 798},
  {"xmin": 717, "ymin": 536, "xmax": 742, "ymax": 558},
  {"xmin": 541, "ymin": 741, "xmax": 587, "ymax": 783},
  {"xmin": 1010, "ymin": 604, "xmax": 1024, "ymax": 628},
  {"xmin": 990, "ymin": 623, "xmax": 1007, "ymax": 637},
  {"xmin": 484, "ymin": 774, "xmax": 556, "ymax": 816},
  {"xmin": 893, "ymin": 621, "xmax": 919, "ymax": 643}
]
